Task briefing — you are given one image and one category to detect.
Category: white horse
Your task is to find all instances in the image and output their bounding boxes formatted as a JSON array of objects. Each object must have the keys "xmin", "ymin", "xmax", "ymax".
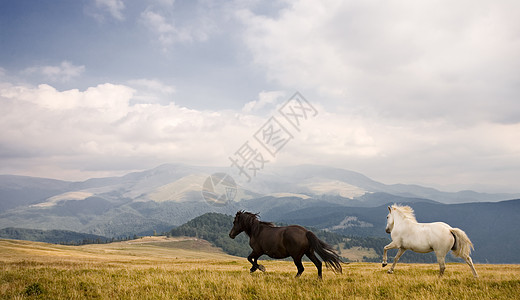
[{"xmin": 382, "ymin": 204, "xmax": 478, "ymax": 277}]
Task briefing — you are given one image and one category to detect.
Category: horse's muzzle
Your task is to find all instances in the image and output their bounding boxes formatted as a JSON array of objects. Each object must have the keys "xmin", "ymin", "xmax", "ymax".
[
  {"xmin": 385, "ymin": 228, "xmax": 391, "ymax": 234},
  {"xmin": 229, "ymin": 232, "xmax": 236, "ymax": 239}
]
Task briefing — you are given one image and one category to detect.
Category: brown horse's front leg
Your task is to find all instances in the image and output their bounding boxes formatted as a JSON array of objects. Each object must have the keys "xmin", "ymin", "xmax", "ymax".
[{"xmin": 248, "ymin": 252, "xmax": 265, "ymax": 273}]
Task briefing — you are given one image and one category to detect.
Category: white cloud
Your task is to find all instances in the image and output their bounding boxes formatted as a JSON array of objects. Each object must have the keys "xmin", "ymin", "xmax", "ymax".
[
  {"xmin": 1, "ymin": 1, "xmax": 519, "ymax": 193},
  {"xmin": 238, "ymin": 0, "xmax": 520, "ymax": 124},
  {"xmin": 0, "ymin": 80, "xmax": 519, "ymax": 192},
  {"xmin": 278, "ymin": 111, "xmax": 520, "ymax": 192},
  {"xmin": 128, "ymin": 79, "xmax": 175, "ymax": 94},
  {"xmin": 140, "ymin": 4, "xmax": 214, "ymax": 50},
  {"xmin": 4, "ymin": 83, "xmax": 131, "ymax": 112},
  {"xmin": 95, "ymin": 0, "xmax": 125, "ymax": 21},
  {"xmin": 127, "ymin": 79, "xmax": 176, "ymax": 105},
  {"xmin": 0, "ymin": 81, "xmax": 261, "ymax": 180},
  {"xmin": 23, "ymin": 61, "xmax": 85, "ymax": 82},
  {"xmin": 232, "ymin": 0, "xmax": 520, "ymax": 192},
  {"xmin": 242, "ymin": 90, "xmax": 286, "ymax": 113}
]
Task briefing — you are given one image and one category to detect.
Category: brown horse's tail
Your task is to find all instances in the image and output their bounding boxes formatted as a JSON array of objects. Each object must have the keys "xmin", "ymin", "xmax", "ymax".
[{"xmin": 306, "ymin": 231, "xmax": 343, "ymax": 274}]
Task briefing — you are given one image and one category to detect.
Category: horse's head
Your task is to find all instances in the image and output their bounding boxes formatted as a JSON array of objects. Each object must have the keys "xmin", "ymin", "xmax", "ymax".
[
  {"xmin": 229, "ymin": 210, "xmax": 245, "ymax": 239},
  {"xmin": 385, "ymin": 206, "xmax": 395, "ymax": 234}
]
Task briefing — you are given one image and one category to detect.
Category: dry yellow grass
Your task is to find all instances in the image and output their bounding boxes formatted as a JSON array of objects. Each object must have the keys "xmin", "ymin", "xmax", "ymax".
[
  {"xmin": 338, "ymin": 245, "xmax": 378, "ymax": 262},
  {"xmin": 1, "ymin": 237, "xmax": 519, "ymax": 299}
]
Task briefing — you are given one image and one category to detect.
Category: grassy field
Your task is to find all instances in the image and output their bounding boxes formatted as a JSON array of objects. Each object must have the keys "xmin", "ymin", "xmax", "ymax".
[{"xmin": 1, "ymin": 237, "xmax": 519, "ymax": 299}]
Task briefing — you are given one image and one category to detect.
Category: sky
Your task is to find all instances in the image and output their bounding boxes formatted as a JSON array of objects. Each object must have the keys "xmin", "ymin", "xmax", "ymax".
[{"xmin": 1, "ymin": 0, "xmax": 519, "ymax": 193}]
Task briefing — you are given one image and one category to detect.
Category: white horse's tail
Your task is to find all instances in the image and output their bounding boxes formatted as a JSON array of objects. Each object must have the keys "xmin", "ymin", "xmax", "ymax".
[{"xmin": 450, "ymin": 228, "xmax": 474, "ymax": 258}]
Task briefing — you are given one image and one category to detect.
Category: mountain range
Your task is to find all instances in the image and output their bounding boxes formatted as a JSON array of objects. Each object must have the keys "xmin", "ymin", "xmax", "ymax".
[{"xmin": 1, "ymin": 163, "xmax": 519, "ymax": 263}]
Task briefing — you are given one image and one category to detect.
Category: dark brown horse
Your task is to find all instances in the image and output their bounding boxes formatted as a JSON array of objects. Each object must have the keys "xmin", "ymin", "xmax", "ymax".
[{"xmin": 228, "ymin": 211, "xmax": 343, "ymax": 278}]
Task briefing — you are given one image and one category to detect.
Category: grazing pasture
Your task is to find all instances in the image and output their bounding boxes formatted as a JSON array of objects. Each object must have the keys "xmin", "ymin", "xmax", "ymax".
[{"xmin": 1, "ymin": 237, "xmax": 519, "ymax": 299}]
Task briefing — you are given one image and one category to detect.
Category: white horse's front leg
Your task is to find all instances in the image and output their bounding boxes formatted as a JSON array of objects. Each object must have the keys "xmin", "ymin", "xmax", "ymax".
[
  {"xmin": 388, "ymin": 248, "xmax": 406, "ymax": 274},
  {"xmin": 382, "ymin": 241, "xmax": 398, "ymax": 267}
]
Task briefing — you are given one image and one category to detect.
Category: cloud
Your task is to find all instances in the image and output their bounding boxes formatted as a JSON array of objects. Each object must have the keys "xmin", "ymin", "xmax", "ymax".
[
  {"xmin": 238, "ymin": 0, "xmax": 520, "ymax": 124},
  {"xmin": 0, "ymin": 79, "xmax": 519, "ymax": 192},
  {"xmin": 1, "ymin": 1, "xmax": 519, "ymax": 193},
  {"xmin": 231, "ymin": 0, "xmax": 520, "ymax": 192},
  {"xmin": 94, "ymin": 0, "xmax": 125, "ymax": 21},
  {"xmin": 23, "ymin": 61, "xmax": 85, "ymax": 82},
  {"xmin": 277, "ymin": 110, "xmax": 520, "ymax": 192},
  {"xmin": 0, "ymin": 81, "xmax": 261, "ymax": 180},
  {"xmin": 127, "ymin": 79, "xmax": 176, "ymax": 105},
  {"xmin": 140, "ymin": 3, "xmax": 214, "ymax": 50},
  {"xmin": 242, "ymin": 91, "xmax": 286, "ymax": 113}
]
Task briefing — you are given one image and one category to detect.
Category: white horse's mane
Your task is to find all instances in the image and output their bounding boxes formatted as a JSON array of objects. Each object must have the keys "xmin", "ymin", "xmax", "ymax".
[{"xmin": 391, "ymin": 204, "xmax": 417, "ymax": 222}]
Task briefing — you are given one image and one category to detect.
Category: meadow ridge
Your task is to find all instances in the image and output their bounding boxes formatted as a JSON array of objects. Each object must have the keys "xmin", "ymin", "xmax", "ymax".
[{"xmin": 1, "ymin": 237, "xmax": 519, "ymax": 299}]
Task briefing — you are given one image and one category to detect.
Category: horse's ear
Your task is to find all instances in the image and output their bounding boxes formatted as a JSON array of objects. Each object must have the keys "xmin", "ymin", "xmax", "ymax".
[{"xmin": 388, "ymin": 206, "xmax": 392, "ymax": 212}]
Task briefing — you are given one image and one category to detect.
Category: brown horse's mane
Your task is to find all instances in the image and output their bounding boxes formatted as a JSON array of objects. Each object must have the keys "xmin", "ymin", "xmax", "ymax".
[{"xmin": 236, "ymin": 211, "xmax": 275, "ymax": 237}]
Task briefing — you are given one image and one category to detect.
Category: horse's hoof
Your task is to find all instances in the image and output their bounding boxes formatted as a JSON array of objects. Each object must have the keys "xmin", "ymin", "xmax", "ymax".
[
  {"xmin": 258, "ymin": 264, "xmax": 266, "ymax": 272},
  {"xmin": 387, "ymin": 270, "xmax": 394, "ymax": 274},
  {"xmin": 382, "ymin": 263, "xmax": 387, "ymax": 268}
]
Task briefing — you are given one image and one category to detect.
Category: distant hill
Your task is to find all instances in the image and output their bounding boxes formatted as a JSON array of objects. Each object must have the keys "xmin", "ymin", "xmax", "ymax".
[
  {"xmin": 0, "ymin": 227, "xmax": 110, "ymax": 245},
  {"xmin": 0, "ymin": 175, "xmax": 72, "ymax": 212},
  {"xmin": 1, "ymin": 163, "xmax": 519, "ymax": 257}
]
